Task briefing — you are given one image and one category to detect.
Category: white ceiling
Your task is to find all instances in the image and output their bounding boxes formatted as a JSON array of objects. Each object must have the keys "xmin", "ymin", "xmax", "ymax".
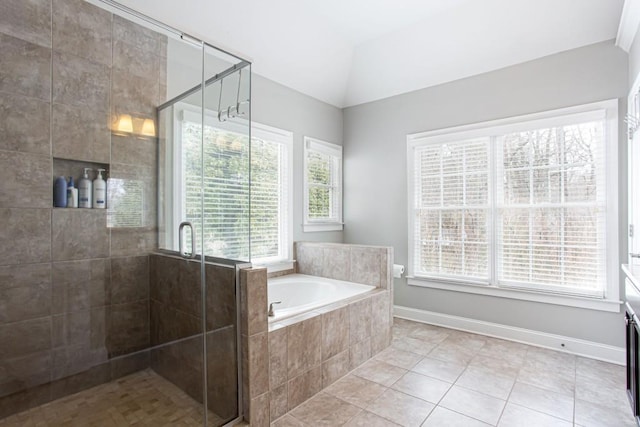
[{"xmin": 116, "ymin": 0, "xmax": 625, "ymax": 108}]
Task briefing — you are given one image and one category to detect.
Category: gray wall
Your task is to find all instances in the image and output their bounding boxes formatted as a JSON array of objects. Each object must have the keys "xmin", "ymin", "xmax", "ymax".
[
  {"xmin": 252, "ymin": 75, "xmax": 344, "ymax": 245},
  {"xmin": 629, "ymin": 26, "xmax": 640, "ymax": 88},
  {"xmin": 342, "ymin": 40, "xmax": 628, "ymax": 347}
]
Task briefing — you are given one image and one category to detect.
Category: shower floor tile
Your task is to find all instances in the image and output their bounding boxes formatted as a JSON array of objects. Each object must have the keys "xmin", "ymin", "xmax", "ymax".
[{"xmin": 0, "ymin": 369, "xmax": 225, "ymax": 426}]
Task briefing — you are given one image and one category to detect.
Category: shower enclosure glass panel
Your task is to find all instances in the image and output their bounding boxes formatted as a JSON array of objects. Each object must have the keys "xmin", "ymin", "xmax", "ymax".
[
  {"xmin": 158, "ymin": 52, "xmax": 251, "ymax": 261},
  {"xmin": 156, "ymin": 36, "xmax": 252, "ymax": 426}
]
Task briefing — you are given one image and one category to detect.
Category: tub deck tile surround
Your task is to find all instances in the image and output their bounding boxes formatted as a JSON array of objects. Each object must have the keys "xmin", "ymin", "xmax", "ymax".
[
  {"xmin": 238, "ymin": 242, "xmax": 394, "ymax": 426},
  {"xmin": 240, "ymin": 267, "xmax": 270, "ymax": 424}
]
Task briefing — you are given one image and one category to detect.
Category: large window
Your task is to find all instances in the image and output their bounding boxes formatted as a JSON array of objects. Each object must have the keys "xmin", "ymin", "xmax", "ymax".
[
  {"xmin": 176, "ymin": 106, "xmax": 293, "ymax": 264},
  {"xmin": 303, "ymin": 137, "xmax": 343, "ymax": 232},
  {"xmin": 407, "ymin": 101, "xmax": 619, "ymax": 308}
]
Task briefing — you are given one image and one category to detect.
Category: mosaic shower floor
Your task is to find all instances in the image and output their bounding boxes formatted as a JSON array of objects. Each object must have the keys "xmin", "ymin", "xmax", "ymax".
[{"xmin": 0, "ymin": 369, "xmax": 226, "ymax": 427}]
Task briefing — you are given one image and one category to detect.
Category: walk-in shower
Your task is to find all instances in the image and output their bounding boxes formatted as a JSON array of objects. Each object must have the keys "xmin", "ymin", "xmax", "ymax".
[{"xmin": 0, "ymin": 1, "xmax": 251, "ymax": 425}]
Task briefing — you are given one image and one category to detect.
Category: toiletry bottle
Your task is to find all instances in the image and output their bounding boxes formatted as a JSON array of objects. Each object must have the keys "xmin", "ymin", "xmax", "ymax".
[
  {"xmin": 67, "ymin": 177, "xmax": 78, "ymax": 208},
  {"xmin": 78, "ymin": 168, "xmax": 92, "ymax": 208},
  {"xmin": 93, "ymin": 168, "xmax": 106, "ymax": 209},
  {"xmin": 54, "ymin": 176, "xmax": 68, "ymax": 207}
]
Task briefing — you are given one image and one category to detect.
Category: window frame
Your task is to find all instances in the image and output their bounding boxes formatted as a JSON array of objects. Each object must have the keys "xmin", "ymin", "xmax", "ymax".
[
  {"xmin": 172, "ymin": 102, "xmax": 294, "ymax": 268},
  {"xmin": 406, "ymin": 100, "xmax": 620, "ymax": 312},
  {"xmin": 303, "ymin": 136, "xmax": 344, "ymax": 232}
]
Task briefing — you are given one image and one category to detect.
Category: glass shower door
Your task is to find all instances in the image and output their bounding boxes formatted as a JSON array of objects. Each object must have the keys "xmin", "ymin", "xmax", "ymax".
[{"xmin": 156, "ymin": 38, "xmax": 251, "ymax": 426}]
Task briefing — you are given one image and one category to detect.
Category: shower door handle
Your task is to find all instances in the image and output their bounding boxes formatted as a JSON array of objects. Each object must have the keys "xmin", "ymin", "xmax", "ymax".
[{"xmin": 178, "ymin": 221, "xmax": 196, "ymax": 259}]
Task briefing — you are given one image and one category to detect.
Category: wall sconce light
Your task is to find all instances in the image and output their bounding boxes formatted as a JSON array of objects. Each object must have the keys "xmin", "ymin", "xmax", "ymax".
[
  {"xmin": 141, "ymin": 119, "xmax": 156, "ymax": 137},
  {"xmin": 113, "ymin": 113, "xmax": 156, "ymax": 138},
  {"xmin": 115, "ymin": 114, "xmax": 133, "ymax": 133}
]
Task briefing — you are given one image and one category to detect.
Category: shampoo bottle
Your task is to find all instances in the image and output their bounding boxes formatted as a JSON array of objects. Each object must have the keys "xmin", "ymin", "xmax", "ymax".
[
  {"xmin": 78, "ymin": 168, "xmax": 92, "ymax": 208},
  {"xmin": 66, "ymin": 177, "xmax": 78, "ymax": 208},
  {"xmin": 54, "ymin": 176, "xmax": 67, "ymax": 207},
  {"xmin": 93, "ymin": 168, "xmax": 106, "ymax": 209}
]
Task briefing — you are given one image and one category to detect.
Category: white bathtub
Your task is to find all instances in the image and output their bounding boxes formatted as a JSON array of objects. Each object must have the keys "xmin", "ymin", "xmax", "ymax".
[{"xmin": 267, "ymin": 274, "xmax": 375, "ymax": 321}]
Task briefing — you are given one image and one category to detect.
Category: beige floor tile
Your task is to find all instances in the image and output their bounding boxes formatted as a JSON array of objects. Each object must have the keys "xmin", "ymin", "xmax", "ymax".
[
  {"xmin": 477, "ymin": 337, "xmax": 528, "ymax": 365},
  {"xmin": 575, "ymin": 370, "xmax": 628, "ymax": 411},
  {"xmin": 411, "ymin": 356, "xmax": 466, "ymax": 383},
  {"xmin": 324, "ymin": 374, "xmax": 388, "ymax": 409},
  {"xmin": 390, "ymin": 371, "xmax": 451, "ymax": 404},
  {"xmin": 576, "ymin": 357, "xmax": 625, "ymax": 383},
  {"xmin": 468, "ymin": 354, "xmax": 522, "ymax": 378},
  {"xmin": 289, "ymin": 392, "xmax": 360, "ymax": 426},
  {"xmin": 526, "ymin": 346, "xmax": 577, "ymax": 370},
  {"xmin": 343, "ymin": 410, "xmax": 402, "ymax": 427},
  {"xmin": 373, "ymin": 347, "xmax": 423, "ymax": 369},
  {"xmin": 508, "ymin": 381, "xmax": 573, "ymax": 421},
  {"xmin": 441, "ymin": 330, "xmax": 488, "ymax": 351},
  {"xmin": 391, "ymin": 336, "xmax": 437, "ymax": 356},
  {"xmin": 271, "ymin": 414, "xmax": 305, "ymax": 427},
  {"xmin": 574, "ymin": 398, "xmax": 637, "ymax": 427},
  {"xmin": 366, "ymin": 389, "xmax": 434, "ymax": 427},
  {"xmin": 422, "ymin": 406, "xmax": 491, "ymax": 427},
  {"xmin": 352, "ymin": 359, "xmax": 407, "ymax": 386},
  {"xmin": 428, "ymin": 341, "xmax": 477, "ymax": 365},
  {"xmin": 517, "ymin": 361, "xmax": 575, "ymax": 396},
  {"xmin": 455, "ymin": 366, "xmax": 515, "ymax": 400},
  {"xmin": 408, "ymin": 325, "xmax": 450, "ymax": 344},
  {"xmin": 439, "ymin": 385, "xmax": 506, "ymax": 425},
  {"xmin": 498, "ymin": 402, "xmax": 572, "ymax": 427},
  {"xmin": 393, "ymin": 318, "xmax": 421, "ymax": 336}
]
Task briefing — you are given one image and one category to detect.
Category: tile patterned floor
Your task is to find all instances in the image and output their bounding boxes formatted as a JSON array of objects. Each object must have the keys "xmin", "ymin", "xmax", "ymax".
[
  {"xmin": 0, "ymin": 369, "xmax": 225, "ymax": 426},
  {"xmin": 0, "ymin": 319, "xmax": 633, "ymax": 427},
  {"xmin": 272, "ymin": 318, "xmax": 635, "ymax": 427}
]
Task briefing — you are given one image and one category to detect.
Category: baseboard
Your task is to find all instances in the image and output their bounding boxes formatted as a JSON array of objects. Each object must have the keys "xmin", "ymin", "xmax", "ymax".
[{"xmin": 394, "ymin": 305, "xmax": 625, "ymax": 365}]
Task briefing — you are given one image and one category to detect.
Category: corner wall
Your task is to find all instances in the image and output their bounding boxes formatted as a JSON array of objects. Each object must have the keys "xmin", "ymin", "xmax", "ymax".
[
  {"xmin": 252, "ymin": 76, "xmax": 344, "ymax": 245},
  {"xmin": 342, "ymin": 40, "xmax": 629, "ymax": 347}
]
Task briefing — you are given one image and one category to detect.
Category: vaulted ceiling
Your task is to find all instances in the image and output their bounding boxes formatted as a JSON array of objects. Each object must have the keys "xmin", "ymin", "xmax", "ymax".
[{"xmin": 117, "ymin": 0, "xmax": 625, "ymax": 108}]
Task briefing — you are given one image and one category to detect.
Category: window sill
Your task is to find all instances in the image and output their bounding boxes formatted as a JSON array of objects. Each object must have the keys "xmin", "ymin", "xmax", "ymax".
[
  {"xmin": 303, "ymin": 222, "xmax": 343, "ymax": 232},
  {"xmin": 407, "ymin": 277, "xmax": 622, "ymax": 313}
]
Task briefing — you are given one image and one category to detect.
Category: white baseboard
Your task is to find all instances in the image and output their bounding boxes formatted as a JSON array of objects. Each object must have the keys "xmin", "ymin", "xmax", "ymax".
[{"xmin": 394, "ymin": 305, "xmax": 625, "ymax": 365}]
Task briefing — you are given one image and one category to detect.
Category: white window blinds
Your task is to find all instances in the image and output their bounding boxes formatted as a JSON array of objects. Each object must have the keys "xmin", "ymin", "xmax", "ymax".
[
  {"xmin": 179, "ymin": 110, "xmax": 292, "ymax": 263},
  {"xmin": 413, "ymin": 138, "xmax": 490, "ymax": 281},
  {"xmin": 408, "ymin": 106, "xmax": 611, "ymax": 299},
  {"xmin": 496, "ymin": 119, "xmax": 606, "ymax": 296}
]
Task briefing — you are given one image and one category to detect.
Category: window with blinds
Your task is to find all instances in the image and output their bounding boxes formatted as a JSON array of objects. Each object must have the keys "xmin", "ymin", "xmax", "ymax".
[
  {"xmin": 413, "ymin": 139, "xmax": 490, "ymax": 281},
  {"xmin": 497, "ymin": 121, "xmax": 605, "ymax": 296},
  {"xmin": 179, "ymin": 110, "xmax": 292, "ymax": 263},
  {"xmin": 408, "ymin": 103, "xmax": 615, "ymax": 300},
  {"xmin": 303, "ymin": 137, "xmax": 343, "ymax": 232}
]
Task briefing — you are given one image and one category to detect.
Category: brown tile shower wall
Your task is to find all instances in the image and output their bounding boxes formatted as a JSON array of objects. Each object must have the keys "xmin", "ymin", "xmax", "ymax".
[
  {"xmin": 241, "ymin": 243, "xmax": 394, "ymax": 426},
  {"xmin": 0, "ymin": 0, "xmax": 166, "ymax": 419},
  {"xmin": 149, "ymin": 253, "xmax": 239, "ymax": 422}
]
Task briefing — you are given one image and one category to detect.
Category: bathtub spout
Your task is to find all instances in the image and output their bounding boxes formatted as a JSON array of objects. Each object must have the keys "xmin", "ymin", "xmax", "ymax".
[{"xmin": 268, "ymin": 301, "xmax": 281, "ymax": 317}]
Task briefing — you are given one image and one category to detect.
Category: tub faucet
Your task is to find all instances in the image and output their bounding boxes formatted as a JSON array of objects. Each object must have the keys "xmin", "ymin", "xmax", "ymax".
[{"xmin": 268, "ymin": 301, "xmax": 281, "ymax": 317}]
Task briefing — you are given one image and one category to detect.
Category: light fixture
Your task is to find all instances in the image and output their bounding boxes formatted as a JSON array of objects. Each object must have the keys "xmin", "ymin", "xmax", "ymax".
[
  {"xmin": 113, "ymin": 114, "xmax": 156, "ymax": 138},
  {"xmin": 141, "ymin": 119, "xmax": 156, "ymax": 137},
  {"xmin": 115, "ymin": 114, "xmax": 133, "ymax": 133}
]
